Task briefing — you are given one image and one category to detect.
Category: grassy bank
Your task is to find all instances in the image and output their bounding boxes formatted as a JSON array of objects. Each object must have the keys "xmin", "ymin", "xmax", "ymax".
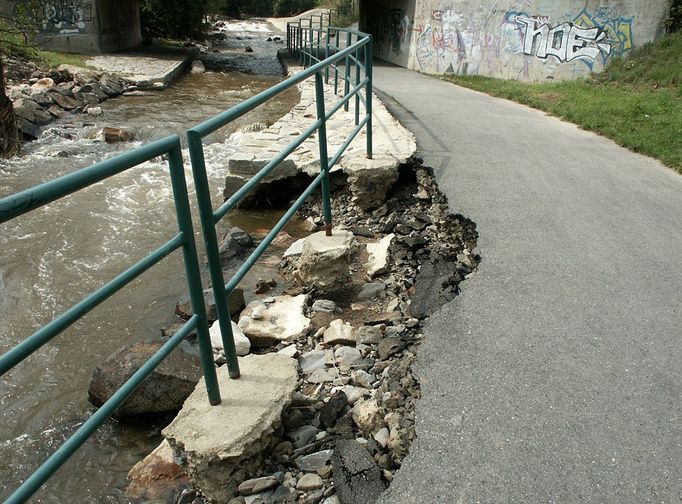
[{"xmin": 440, "ymin": 32, "xmax": 682, "ymax": 173}]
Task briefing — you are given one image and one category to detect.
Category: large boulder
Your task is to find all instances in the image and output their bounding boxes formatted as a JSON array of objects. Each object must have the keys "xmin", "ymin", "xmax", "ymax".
[
  {"xmin": 238, "ymin": 295, "xmax": 311, "ymax": 347},
  {"xmin": 296, "ymin": 230, "xmax": 354, "ymax": 292},
  {"xmin": 88, "ymin": 342, "xmax": 202, "ymax": 417}
]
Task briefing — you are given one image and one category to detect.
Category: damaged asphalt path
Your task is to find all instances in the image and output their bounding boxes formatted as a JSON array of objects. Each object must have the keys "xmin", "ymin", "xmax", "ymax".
[{"xmin": 373, "ymin": 62, "xmax": 682, "ymax": 503}]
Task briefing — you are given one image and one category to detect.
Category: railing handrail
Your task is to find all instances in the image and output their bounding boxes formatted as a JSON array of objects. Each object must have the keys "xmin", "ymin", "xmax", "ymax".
[
  {"xmin": 0, "ymin": 135, "xmax": 220, "ymax": 503},
  {"xmin": 0, "ymin": 15, "xmax": 374, "ymax": 502},
  {"xmin": 188, "ymin": 20, "xmax": 373, "ymax": 380}
]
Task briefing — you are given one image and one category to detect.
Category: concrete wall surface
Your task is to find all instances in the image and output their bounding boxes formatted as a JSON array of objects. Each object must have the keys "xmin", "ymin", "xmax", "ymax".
[
  {"xmin": 0, "ymin": 0, "xmax": 142, "ymax": 54},
  {"xmin": 360, "ymin": 0, "xmax": 671, "ymax": 80}
]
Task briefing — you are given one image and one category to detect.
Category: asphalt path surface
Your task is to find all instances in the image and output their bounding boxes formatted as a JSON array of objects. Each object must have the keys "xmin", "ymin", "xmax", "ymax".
[{"xmin": 373, "ymin": 62, "xmax": 682, "ymax": 504}]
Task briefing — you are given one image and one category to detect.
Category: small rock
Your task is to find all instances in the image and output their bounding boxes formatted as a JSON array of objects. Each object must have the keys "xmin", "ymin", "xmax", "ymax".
[
  {"xmin": 341, "ymin": 385, "xmax": 369, "ymax": 405},
  {"xmin": 191, "ymin": 60, "xmax": 206, "ymax": 73},
  {"xmin": 86, "ymin": 106, "xmax": 103, "ymax": 116},
  {"xmin": 312, "ymin": 299, "xmax": 336, "ymax": 313},
  {"xmin": 319, "ymin": 391, "xmax": 347, "ymax": 428},
  {"xmin": 352, "ymin": 399, "xmax": 384, "ymax": 433},
  {"xmin": 209, "ymin": 319, "xmax": 251, "ymax": 357},
  {"xmin": 287, "ymin": 425, "xmax": 318, "ymax": 449},
  {"xmin": 31, "ymin": 77, "xmax": 55, "ymax": 91},
  {"xmin": 299, "ymin": 349, "xmax": 327, "ymax": 373},
  {"xmin": 334, "ymin": 346, "xmax": 363, "ymax": 371},
  {"xmin": 296, "ymin": 473, "xmax": 323, "ymax": 492},
  {"xmin": 323, "ymin": 319, "xmax": 355, "ymax": 346},
  {"xmin": 278, "ymin": 344, "xmax": 298, "ymax": 358},
  {"xmin": 296, "ymin": 449, "xmax": 333, "ymax": 472},
  {"xmin": 356, "ymin": 282, "xmax": 386, "ymax": 301},
  {"xmin": 350, "ymin": 370, "xmax": 374, "ymax": 388},
  {"xmin": 98, "ymin": 127, "xmax": 134, "ymax": 143},
  {"xmin": 365, "ymin": 234, "xmax": 394, "ymax": 277},
  {"xmin": 245, "ymin": 46, "xmax": 254, "ymax": 52},
  {"xmin": 308, "ymin": 368, "xmax": 337, "ymax": 384},
  {"xmin": 239, "ymin": 295, "xmax": 311, "ymax": 347},
  {"xmin": 282, "ymin": 237, "xmax": 305, "ymax": 258},
  {"xmin": 255, "ymin": 278, "xmax": 277, "ymax": 294},
  {"xmin": 126, "ymin": 439, "xmax": 188, "ymax": 502},
  {"xmin": 373, "ymin": 427, "xmax": 390, "ymax": 448},
  {"xmin": 238, "ymin": 476, "xmax": 280, "ymax": 496},
  {"xmin": 377, "ymin": 336, "xmax": 402, "ymax": 360},
  {"xmin": 355, "ymin": 325, "xmax": 382, "ymax": 345}
]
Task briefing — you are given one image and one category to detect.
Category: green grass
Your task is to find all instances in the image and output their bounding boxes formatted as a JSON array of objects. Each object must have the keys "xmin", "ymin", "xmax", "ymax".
[
  {"xmin": 2, "ymin": 21, "xmax": 92, "ymax": 69},
  {"xmin": 440, "ymin": 32, "xmax": 682, "ymax": 173}
]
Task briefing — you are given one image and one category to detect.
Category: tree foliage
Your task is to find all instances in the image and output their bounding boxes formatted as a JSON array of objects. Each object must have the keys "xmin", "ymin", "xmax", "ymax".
[
  {"xmin": 666, "ymin": 0, "xmax": 682, "ymax": 33},
  {"xmin": 140, "ymin": 0, "xmax": 207, "ymax": 40}
]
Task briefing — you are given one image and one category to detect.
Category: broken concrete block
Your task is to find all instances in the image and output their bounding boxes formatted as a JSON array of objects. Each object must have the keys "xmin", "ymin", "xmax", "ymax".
[
  {"xmin": 365, "ymin": 233, "xmax": 394, "ymax": 277},
  {"xmin": 238, "ymin": 295, "xmax": 311, "ymax": 347},
  {"xmin": 296, "ymin": 230, "xmax": 354, "ymax": 292},
  {"xmin": 163, "ymin": 354, "xmax": 298, "ymax": 503}
]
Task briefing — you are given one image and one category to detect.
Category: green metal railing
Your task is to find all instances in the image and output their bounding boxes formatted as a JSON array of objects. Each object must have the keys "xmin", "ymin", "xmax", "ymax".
[
  {"xmin": 0, "ymin": 19, "xmax": 373, "ymax": 503},
  {"xmin": 0, "ymin": 135, "xmax": 220, "ymax": 503},
  {"xmin": 188, "ymin": 24, "xmax": 373, "ymax": 379}
]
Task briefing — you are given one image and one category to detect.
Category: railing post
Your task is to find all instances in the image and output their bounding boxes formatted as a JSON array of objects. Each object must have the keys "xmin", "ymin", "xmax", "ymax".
[
  {"xmin": 344, "ymin": 31, "xmax": 351, "ymax": 111},
  {"xmin": 334, "ymin": 28, "xmax": 340, "ymax": 94},
  {"xmin": 365, "ymin": 35, "xmax": 373, "ymax": 159},
  {"xmin": 167, "ymin": 142, "xmax": 222, "ymax": 404},
  {"xmin": 308, "ymin": 20, "xmax": 314, "ymax": 66},
  {"xmin": 187, "ymin": 130, "xmax": 241, "ymax": 380},
  {"xmin": 325, "ymin": 27, "xmax": 330, "ymax": 83},
  {"xmin": 314, "ymin": 72, "xmax": 333, "ymax": 236},
  {"xmin": 354, "ymin": 42, "xmax": 361, "ymax": 126}
]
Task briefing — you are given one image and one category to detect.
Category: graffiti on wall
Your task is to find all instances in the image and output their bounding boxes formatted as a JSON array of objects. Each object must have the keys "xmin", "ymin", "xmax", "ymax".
[
  {"xmin": 515, "ymin": 9, "xmax": 634, "ymax": 67},
  {"xmin": 42, "ymin": 0, "xmax": 92, "ymax": 34},
  {"xmin": 409, "ymin": 2, "xmax": 635, "ymax": 78},
  {"xmin": 514, "ymin": 16, "xmax": 612, "ymax": 63}
]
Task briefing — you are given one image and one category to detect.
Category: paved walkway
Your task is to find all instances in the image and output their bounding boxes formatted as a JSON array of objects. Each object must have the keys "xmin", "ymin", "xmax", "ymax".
[{"xmin": 373, "ymin": 63, "xmax": 682, "ymax": 503}]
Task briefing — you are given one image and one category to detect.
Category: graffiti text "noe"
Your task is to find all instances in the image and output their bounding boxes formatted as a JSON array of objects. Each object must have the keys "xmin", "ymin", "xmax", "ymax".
[{"xmin": 515, "ymin": 16, "xmax": 611, "ymax": 63}]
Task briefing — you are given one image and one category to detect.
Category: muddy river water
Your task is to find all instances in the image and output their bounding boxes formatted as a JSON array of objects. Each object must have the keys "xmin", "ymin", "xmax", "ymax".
[{"xmin": 0, "ymin": 22, "xmax": 301, "ymax": 502}]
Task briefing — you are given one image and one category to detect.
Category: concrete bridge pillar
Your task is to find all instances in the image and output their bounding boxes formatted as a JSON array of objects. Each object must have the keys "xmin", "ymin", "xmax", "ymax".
[{"xmin": 0, "ymin": 0, "xmax": 142, "ymax": 54}]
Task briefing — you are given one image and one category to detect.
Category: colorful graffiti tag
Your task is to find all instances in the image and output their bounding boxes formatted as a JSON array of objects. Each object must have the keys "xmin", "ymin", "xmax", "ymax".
[
  {"xmin": 514, "ymin": 9, "xmax": 634, "ymax": 68},
  {"xmin": 42, "ymin": 0, "xmax": 93, "ymax": 34},
  {"xmin": 515, "ymin": 16, "xmax": 612, "ymax": 63}
]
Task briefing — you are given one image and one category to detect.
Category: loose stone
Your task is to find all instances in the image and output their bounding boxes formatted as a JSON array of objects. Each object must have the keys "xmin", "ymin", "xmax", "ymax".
[
  {"xmin": 295, "ymin": 450, "xmax": 333, "ymax": 472},
  {"xmin": 323, "ymin": 319, "xmax": 355, "ymax": 346},
  {"xmin": 296, "ymin": 473, "xmax": 323, "ymax": 492}
]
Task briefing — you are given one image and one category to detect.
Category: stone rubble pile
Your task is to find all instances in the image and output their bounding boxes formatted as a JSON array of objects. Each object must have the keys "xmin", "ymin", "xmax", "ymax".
[
  {"xmin": 8, "ymin": 67, "xmax": 131, "ymax": 141},
  {"xmin": 126, "ymin": 160, "xmax": 478, "ymax": 504}
]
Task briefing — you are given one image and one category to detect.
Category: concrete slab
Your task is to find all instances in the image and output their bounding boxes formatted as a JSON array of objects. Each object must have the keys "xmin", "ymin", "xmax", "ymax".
[
  {"xmin": 163, "ymin": 354, "xmax": 298, "ymax": 503},
  {"xmin": 86, "ymin": 48, "xmax": 196, "ymax": 89}
]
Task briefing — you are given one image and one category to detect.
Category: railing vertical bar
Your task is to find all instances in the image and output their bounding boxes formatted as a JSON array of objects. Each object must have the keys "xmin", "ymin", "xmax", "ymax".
[
  {"xmin": 344, "ymin": 31, "xmax": 351, "ymax": 111},
  {"xmin": 314, "ymin": 72, "xmax": 333, "ymax": 236},
  {"xmin": 334, "ymin": 28, "xmax": 340, "ymax": 94},
  {"xmin": 354, "ymin": 43, "xmax": 361, "ymax": 126},
  {"xmin": 187, "ymin": 131, "xmax": 241, "ymax": 379},
  {"xmin": 167, "ymin": 141, "xmax": 222, "ymax": 404},
  {"xmin": 325, "ymin": 27, "xmax": 330, "ymax": 84},
  {"xmin": 366, "ymin": 35, "xmax": 374, "ymax": 159}
]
